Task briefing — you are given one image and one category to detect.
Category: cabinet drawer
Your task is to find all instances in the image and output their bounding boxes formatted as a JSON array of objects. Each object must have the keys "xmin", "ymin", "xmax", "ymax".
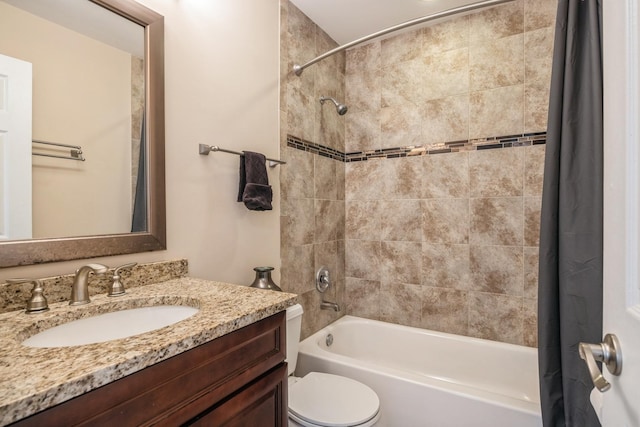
[{"xmin": 12, "ymin": 311, "xmax": 286, "ymax": 427}]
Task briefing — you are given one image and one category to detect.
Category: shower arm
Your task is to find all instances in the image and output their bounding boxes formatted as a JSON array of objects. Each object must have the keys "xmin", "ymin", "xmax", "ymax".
[{"xmin": 293, "ymin": 0, "xmax": 515, "ymax": 76}]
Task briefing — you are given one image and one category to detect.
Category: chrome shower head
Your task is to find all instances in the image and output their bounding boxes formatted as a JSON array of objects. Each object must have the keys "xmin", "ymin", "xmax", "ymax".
[{"xmin": 320, "ymin": 96, "xmax": 348, "ymax": 115}]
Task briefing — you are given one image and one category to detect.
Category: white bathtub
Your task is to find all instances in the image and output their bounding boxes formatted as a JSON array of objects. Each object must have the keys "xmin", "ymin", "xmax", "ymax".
[{"xmin": 295, "ymin": 316, "xmax": 542, "ymax": 427}]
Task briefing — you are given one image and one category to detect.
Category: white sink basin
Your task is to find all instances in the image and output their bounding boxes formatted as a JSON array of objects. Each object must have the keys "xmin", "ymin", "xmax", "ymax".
[{"xmin": 22, "ymin": 305, "xmax": 199, "ymax": 348}]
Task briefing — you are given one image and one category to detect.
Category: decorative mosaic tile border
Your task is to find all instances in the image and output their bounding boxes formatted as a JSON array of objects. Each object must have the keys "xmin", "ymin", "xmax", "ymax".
[{"xmin": 287, "ymin": 132, "xmax": 547, "ymax": 162}]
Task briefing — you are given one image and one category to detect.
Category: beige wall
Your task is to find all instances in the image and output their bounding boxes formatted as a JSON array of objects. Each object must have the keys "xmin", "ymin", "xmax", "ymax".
[
  {"xmin": 0, "ymin": 0, "xmax": 282, "ymax": 288},
  {"xmin": 0, "ymin": 2, "xmax": 133, "ymax": 238}
]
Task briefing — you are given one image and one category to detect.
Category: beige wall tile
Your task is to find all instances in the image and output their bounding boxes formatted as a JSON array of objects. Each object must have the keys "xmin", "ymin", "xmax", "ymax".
[
  {"xmin": 421, "ymin": 287, "xmax": 469, "ymax": 335},
  {"xmin": 469, "ymin": 0, "xmax": 524, "ymax": 44},
  {"xmin": 470, "ymin": 197, "xmax": 524, "ymax": 246},
  {"xmin": 525, "ymin": 27, "xmax": 554, "ymax": 84},
  {"xmin": 381, "ymin": 241, "xmax": 422, "ymax": 285},
  {"xmin": 422, "ymin": 243, "xmax": 471, "ymax": 290},
  {"xmin": 525, "ymin": 0, "xmax": 557, "ymax": 32},
  {"xmin": 524, "ymin": 246, "xmax": 539, "ymax": 299},
  {"xmin": 346, "ymin": 68, "xmax": 381, "ymax": 113},
  {"xmin": 282, "ymin": 197, "xmax": 315, "ymax": 246},
  {"xmin": 380, "ymin": 199, "xmax": 422, "ymax": 242},
  {"xmin": 422, "ymin": 151, "xmax": 470, "ymax": 199},
  {"xmin": 470, "ymin": 85, "xmax": 524, "ymax": 138},
  {"xmin": 346, "ymin": 41, "xmax": 381, "ymax": 76},
  {"xmin": 470, "ymin": 245, "xmax": 524, "ymax": 296},
  {"xmin": 336, "ymin": 161, "xmax": 345, "ymax": 201},
  {"xmin": 286, "ymin": 6, "xmax": 316, "ymax": 94},
  {"xmin": 315, "ymin": 200, "xmax": 343, "ymax": 243},
  {"xmin": 281, "ymin": 146, "xmax": 314, "ymax": 199},
  {"xmin": 470, "ymin": 34, "xmax": 524, "ymax": 91},
  {"xmin": 316, "ymin": 100, "xmax": 346, "ymax": 153},
  {"xmin": 380, "ymin": 282, "xmax": 423, "ymax": 327},
  {"xmin": 380, "ymin": 157, "xmax": 422, "ymax": 199},
  {"xmin": 345, "ymin": 239, "xmax": 381, "ymax": 280},
  {"xmin": 315, "ymin": 26, "xmax": 341, "ymax": 71},
  {"xmin": 345, "ymin": 277, "xmax": 381, "ymax": 319},
  {"xmin": 421, "ymin": 94, "xmax": 470, "ymax": 145},
  {"xmin": 423, "ymin": 15, "xmax": 469, "ymax": 56},
  {"xmin": 525, "ymin": 145, "xmax": 546, "ymax": 196},
  {"xmin": 314, "ymin": 241, "xmax": 340, "ymax": 279},
  {"xmin": 470, "ymin": 147, "xmax": 524, "ymax": 197},
  {"xmin": 314, "ymin": 155, "xmax": 337, "ymax": 200},
  {"xmin": 280, "ymin": 244, "xmax": 315, "ymax": 295},
  {"xmin": 525, "ymin": 79, "xmax": 551, "ymax": 133},
  {"xmin": 468, "ymin": 292, "xmax": 524, "ymax": 345},
  {"xmin": 525, "ymin": 196, "xmax": 542, "ymax": 246},
  {"xmin": 381, "ymin": 104, "xmax": 422, "ymax": 148},
  {"xmin": 299, "ymin": 290, "xmax": 342, "ymax": 340},
  {"xmin": 422, "ymin": 198, "xmax": 470, "ymax": 244},
  {"xmin": 287, "ymin": 85, "xmax": 315, "ymax": 141},
  {"xmin": 381, "ymin": 29, "xmax": 424, "ymax": 65},
  {"xmin": 523, "ymin": 298, "xmax": 538, "ymax": 347},
  {"xmin": 345, "ymin": 160, "xmax": 383, "ymax": 201},
  {"xmin": 346, "ymin": 110, "xmax": 381, "ymax": 153},
  {"xmin": 346, "ymin": 200, "xmax": 380, "ymax": 239},
  {"xmin": 381, "ymin": 58, "xmax": 425, "ymax": 107},
  {"xmin": 422, "ymin": 48, "xmax": 470, "ymax": 101}
]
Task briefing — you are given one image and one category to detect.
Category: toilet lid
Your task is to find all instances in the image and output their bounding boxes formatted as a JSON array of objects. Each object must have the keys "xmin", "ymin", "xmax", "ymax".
[{"xmin": 289, "ymin": 372, "xmax": 380, "ymax": 427}]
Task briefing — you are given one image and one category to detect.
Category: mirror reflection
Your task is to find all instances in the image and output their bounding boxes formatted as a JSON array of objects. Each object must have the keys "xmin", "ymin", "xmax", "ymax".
[{"xmin": 0, "ymin": 0, "xmax": 145, "ymax": 240}]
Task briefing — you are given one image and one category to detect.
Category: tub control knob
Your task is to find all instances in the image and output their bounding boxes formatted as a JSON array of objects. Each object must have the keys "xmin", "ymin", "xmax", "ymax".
[{"xmin": 316, "ymin": 266, "xmax": 330, "ymax": 293}]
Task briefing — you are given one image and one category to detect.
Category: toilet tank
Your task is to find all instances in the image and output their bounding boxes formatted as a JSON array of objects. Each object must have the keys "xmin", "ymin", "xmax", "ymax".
[{"xmin": 285, "ymin": 304, "xmax": 304, "ymax": 376}]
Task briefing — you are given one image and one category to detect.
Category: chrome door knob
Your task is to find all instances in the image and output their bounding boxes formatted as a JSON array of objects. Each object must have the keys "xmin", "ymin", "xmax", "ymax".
[{"xmin": 579, "ymin": 333, "xmax": 622, "ymax": 392}]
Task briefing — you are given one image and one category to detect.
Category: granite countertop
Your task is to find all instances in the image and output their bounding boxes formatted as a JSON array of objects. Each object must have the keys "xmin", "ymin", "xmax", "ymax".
[{"xmin": 0, "ymin": 277, "xmax": 297, "ymax": 425}]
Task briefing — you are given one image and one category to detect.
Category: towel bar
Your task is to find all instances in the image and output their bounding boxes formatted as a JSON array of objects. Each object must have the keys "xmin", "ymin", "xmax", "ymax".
[
  {"xmin": 198, "ymin": 144, "xmax": 285, "ymax": 167},
  {"xmin": 32, "ymin": 140, "xmax": 85, "ymax": 161}
]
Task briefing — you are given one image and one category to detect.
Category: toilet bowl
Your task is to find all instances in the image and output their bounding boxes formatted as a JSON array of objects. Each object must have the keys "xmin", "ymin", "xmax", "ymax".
[{"xmin": 286, "ymin": 304, "xmax": 380, "ymax": 427}]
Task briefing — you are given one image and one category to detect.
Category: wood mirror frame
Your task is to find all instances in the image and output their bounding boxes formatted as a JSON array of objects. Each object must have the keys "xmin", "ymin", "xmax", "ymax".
[{"xmin": 0, "ymin": 0, "xmax": 165, "ymax": 267}]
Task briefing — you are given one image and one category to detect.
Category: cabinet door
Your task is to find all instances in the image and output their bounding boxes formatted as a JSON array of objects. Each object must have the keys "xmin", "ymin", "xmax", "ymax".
[{"xmin": 188, "ymin": 363, "xmax": 288, "ymax": 427}]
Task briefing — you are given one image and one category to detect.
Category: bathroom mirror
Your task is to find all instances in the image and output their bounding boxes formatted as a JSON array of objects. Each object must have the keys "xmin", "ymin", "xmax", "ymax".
[{"xmin": 0, "ymin": 0, "xmax": 165, "ymax": 267}]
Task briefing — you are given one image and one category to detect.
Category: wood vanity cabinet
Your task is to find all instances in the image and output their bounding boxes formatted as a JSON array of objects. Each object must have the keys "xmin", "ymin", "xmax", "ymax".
[{"xmin": 12, "ymin": 311, "xmax": 287, "ymax": 427}]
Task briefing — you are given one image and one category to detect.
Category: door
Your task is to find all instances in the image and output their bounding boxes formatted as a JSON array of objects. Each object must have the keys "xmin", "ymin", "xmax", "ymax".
[
  {"xmin": 0, "ymin": 53, "xmax": 32, "ymax": 240},
  {"xmin": 601, "ymin": 0, "xmax": 640, "ymax": 425}
]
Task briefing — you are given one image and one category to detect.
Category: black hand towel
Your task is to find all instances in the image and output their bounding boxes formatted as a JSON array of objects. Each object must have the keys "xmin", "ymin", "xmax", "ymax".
[{"xmin": 237, "ymin": 151, "xmax": 273, "ymax": 211}]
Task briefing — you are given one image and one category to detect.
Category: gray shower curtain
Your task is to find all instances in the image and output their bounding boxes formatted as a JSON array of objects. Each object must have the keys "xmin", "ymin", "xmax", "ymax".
[
  {"xmin": 132, "ymin": 114, "xmax": 147, "ymax": 232},
  {"xmin": 538, "ymin": 1, "xmax": 603, "ymax": 426}
]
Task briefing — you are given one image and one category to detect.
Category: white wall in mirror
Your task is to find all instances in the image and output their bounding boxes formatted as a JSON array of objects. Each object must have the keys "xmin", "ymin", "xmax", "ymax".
[{"xmin": 0, "ymin": 1, "xmax": 140, "ymax": 238}]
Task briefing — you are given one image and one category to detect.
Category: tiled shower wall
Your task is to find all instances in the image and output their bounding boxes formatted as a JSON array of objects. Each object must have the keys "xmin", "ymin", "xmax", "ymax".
[
  {"xmin": 279, "ymin": 0, "xmax": 346, "ymax": 339},
  {"xmin": 280, "ymin": 0, "xmax": 557, "ymax": 346}
]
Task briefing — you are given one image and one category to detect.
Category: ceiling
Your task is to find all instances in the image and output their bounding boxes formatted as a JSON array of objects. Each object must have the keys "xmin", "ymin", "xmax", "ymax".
[{"xmin": 289, "ymin": 0, "xmax": 493, "ymax": 45}]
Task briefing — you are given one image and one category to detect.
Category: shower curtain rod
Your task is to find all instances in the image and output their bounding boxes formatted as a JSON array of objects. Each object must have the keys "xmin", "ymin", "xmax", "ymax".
[{"xmin": 293, "ymin": 0, "xmax": 515, "ymax": 76}]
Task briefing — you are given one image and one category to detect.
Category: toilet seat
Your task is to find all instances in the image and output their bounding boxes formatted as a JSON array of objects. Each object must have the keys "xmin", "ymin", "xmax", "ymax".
[{"xmin": 289, "ymin": 372, "xmax": 380, "ymax": 427}]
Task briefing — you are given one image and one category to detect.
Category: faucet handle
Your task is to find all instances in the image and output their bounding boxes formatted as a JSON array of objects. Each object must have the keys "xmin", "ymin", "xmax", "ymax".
[
  {"xmin": 7, "ymin": 278, "xmax": 49, "ymax": 314},
  {"xmin": 108, "ymin": 262, "xmax": 137, "ymax": 297}
]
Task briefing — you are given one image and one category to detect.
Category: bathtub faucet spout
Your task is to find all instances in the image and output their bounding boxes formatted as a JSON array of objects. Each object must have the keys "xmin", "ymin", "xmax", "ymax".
[{"xmin": 321, "ymin": 301, "xmax": 341, "ymax": 312}]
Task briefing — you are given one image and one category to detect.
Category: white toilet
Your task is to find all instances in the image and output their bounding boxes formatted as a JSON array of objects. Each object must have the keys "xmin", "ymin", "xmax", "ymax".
[{"xmin": 286, "ymin": 304, "xmax": 381, "ymax": 427}]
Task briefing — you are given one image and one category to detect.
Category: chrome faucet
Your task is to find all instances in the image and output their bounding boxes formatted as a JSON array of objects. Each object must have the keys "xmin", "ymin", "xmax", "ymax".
[
  {"xmin": 70, "ymin": 263, "xmax": 109, "ymax": 305},
  {"xmin": 316, "ymin": 266, "xmax": 341, "ymax": 312}
]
